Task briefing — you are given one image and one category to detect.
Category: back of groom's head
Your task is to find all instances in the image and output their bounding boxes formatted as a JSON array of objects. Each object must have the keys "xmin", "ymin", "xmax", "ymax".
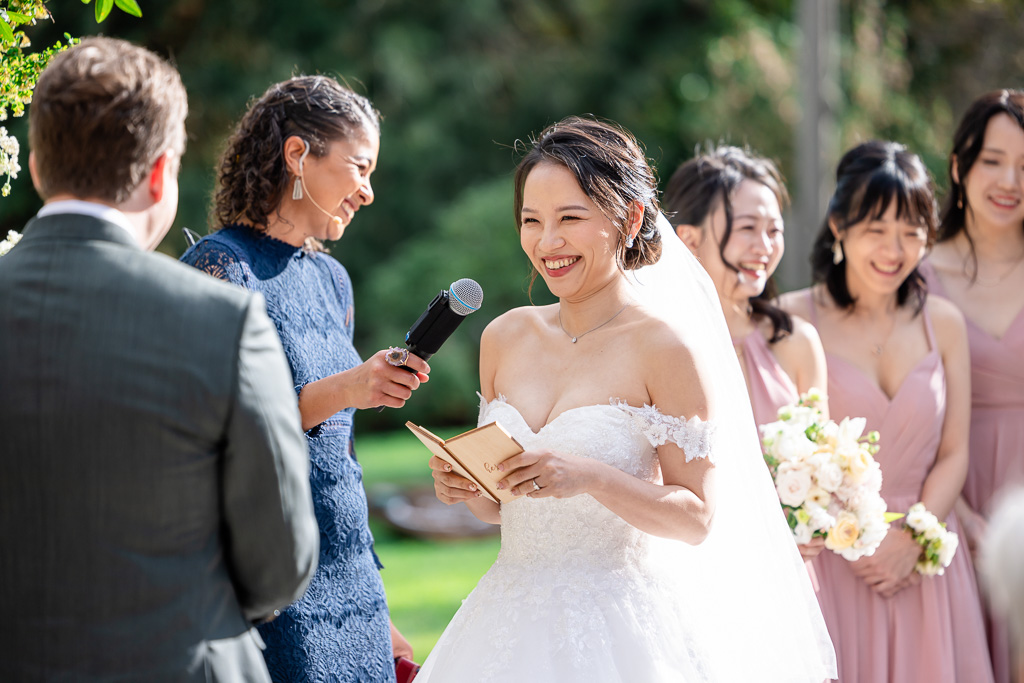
[{"xmin": 29, "ymin": 37, "xmax": 187, "ymax": 203}]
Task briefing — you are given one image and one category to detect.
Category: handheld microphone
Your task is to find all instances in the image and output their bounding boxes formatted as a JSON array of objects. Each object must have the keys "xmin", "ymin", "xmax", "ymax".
[
  {"xmin": 374, "ymin": 278, "xmax": 483, "ymax": 411},
  {"xmin": 404, "ymin": 278, "xmax": 483, "ymax": 361}
]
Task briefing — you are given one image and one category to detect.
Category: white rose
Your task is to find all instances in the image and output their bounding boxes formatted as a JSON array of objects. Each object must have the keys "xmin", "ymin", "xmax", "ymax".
[
  {"xmin": 775, "ymin": 461, "xmax": 814, "ymax": 507},
  {"xmin": 793, "ymin": 522, "xmax": 813, "ymax": 545},
  {"xmin": 807, "ymin": 506, "xmax": 836, "ymax": 534},
  {"xmin": 937, "ymin": 533, "xmax": 959, "ymax": 566},
  {"xmin": 815, "ymin": 461, "xmax": 844, "ymax": 493}
]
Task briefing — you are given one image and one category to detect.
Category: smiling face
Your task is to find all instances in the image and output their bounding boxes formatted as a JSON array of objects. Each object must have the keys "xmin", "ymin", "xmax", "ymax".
[
  {"xmin": 694, "ymin": 179, "xmax": 784, "ymax": 302},
  {"xmin": 297, "ymin": 126, "xmax": 379, "ymax": 241},
  {"xmin": 519, "ymin": 162, "xmax": 623, "ymax": 300},
  {"xmin": 837, "ymin": 201, "xmax": 928, "ymax": 299},
  {"xmin": 960, "ymin": 112, "xmax": 1024, "ymax": 235}
]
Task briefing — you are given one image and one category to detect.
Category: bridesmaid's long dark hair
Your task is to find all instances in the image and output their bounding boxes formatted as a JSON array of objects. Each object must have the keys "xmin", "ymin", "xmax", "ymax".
[
  {"xmin": 938, "ymin": 89, "xmax": 1024, "ymax": 281},
  {"xmin": 663, "ymin": 145, "xmax": 792, "ymax": 343},
  {"xmin": 811, "ymin": 140, "xmax": 937, "ymax": 315}
]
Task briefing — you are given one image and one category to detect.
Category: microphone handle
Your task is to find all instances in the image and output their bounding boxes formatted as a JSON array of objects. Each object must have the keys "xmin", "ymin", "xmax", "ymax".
[{"xmin": 373, "ymin": 349, "xmax": 426, "ymax": 412}]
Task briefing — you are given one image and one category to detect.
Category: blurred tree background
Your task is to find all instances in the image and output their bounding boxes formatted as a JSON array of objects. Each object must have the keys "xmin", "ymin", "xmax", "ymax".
[{"xmin": 2, "ymin": 0, "xmax": 1022, "ymax": 432}]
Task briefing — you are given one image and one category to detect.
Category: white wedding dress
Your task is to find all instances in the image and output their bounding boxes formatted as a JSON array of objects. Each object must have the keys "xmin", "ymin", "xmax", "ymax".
[
  {"xmin": 417, "ymin": 396, "xmax": 723, "ymax": 682},
  {"xmin": 417, "ymin": 214, "xmax": 836, "ymax": 682}
]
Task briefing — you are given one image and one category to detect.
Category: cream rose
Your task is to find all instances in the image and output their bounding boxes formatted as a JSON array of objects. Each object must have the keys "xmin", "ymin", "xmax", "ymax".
[
  {"xmin": 775, "ymin": 461, "xmax": 814, "ymax": 507},
  {"xmin": 825, "ymin": 511, "xmax": 861, "ymax": 551}
]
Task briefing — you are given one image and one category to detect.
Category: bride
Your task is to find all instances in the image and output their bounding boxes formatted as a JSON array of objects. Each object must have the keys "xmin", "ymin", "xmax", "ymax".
[{"xmin": 418, "ymin": 116, "xmax": 836, "ymax": 682}]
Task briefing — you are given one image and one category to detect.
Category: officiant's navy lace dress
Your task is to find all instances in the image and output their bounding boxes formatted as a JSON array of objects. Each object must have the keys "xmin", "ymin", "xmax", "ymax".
[{"xmin": 182, "ymin": 224, "xmax": 395, "ymax": 683}]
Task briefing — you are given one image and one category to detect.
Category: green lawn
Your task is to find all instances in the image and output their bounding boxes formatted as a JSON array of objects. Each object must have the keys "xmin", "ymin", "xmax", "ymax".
[{"xmin": 356, "ymin": 426, "xmax": 500, "ymax": 660}]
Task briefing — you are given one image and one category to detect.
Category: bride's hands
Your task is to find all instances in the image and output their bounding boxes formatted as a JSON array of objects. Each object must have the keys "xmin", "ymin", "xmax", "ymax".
[
  {"xmin": 496, "ymin": 448, "xmax": 597, "ymax": 499},
  {"xmin": 849, "ymin": 527, "xmax": 922, "ymax": 598},
  {"xmin": 429, "ymin": 456, "xmax": 481, "ymax": 505}
]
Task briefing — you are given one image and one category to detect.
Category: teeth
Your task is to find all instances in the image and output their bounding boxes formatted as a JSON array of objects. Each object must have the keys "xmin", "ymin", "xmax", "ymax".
[
  {"xmin": 992, "ymin": 197, "xmax": 1020, "ymax": 208},
  {"xmin": 874, "ymin": 263, "xmax": 900, "ymax": 274},
  {"xmin": 544, "ymin": 256, "xmax": 580, "ymax": 269},
  {"xmin": 739, "ymin": 262, "xmax": 766, "ymax": 272}
]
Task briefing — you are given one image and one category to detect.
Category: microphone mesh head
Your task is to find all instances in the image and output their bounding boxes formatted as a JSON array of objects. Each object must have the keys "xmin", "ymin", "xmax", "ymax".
[{"xmin": 448, "ymin": 278, "xmax": 483, "ymax": 316}]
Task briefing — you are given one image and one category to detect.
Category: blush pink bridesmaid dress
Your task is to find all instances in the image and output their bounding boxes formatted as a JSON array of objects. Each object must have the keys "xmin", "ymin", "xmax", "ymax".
[
  {"xmin": 808, "ymin": 295, "xmax": 994, "ymax": 683},
  {"xmin": 735, "ymin": 330, "xmax": 800, "ymax": 429},
  {"xmin": 736, "ymin": 330, "xmax": 820, "ymax": 591},
  {"xmin": 921, "ymin": 259, "xmax": 1024, "ymax": 683}
]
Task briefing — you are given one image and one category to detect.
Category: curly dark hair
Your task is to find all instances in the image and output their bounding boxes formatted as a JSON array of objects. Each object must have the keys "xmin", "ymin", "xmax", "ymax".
[
  {"xmin": 663, "ymin": 145, "xmax": 792, "ymax": 343},
  {"xmin": 212, "ymin": 75, "xmax": 380, "ymax": 233},
  {"xmin": 513, "ymin": 115, "xmax": 663, "ymax": 277},
  {"xmin": 811, "ymin": 140, "xmax": 937, "ymax": 315}
]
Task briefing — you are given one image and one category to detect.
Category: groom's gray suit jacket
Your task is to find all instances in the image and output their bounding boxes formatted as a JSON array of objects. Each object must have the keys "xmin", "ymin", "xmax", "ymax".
[{"xmin": 0, "ymin": 214, "xmax": 320, "ymax": 681}]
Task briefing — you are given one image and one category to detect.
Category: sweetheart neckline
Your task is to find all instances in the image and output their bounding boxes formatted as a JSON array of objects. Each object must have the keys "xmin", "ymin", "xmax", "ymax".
[{"xmin": 482, "ymin": 397, "xmax": 629, "ymax": 436}]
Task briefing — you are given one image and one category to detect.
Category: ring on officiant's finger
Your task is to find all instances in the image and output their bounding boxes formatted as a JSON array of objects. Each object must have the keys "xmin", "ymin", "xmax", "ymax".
[
  {"xmin": 531, "ymin": 479, "xmax": 541, "ymax": 492},
  {"xmin": 385, "ymin": 346, "xmax": 410, "ymax": 367}
]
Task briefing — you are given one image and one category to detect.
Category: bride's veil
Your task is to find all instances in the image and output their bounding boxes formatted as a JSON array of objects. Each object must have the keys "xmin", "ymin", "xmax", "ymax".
[{"xmin": 630, "ymin": 214, "xmax": 837, "ymax": 681}]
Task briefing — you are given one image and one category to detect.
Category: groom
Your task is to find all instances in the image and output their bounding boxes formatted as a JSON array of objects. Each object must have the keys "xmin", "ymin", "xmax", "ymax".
[{"xmin": 0, "ymin": 38, "xmax": 319, "ymax": 680}]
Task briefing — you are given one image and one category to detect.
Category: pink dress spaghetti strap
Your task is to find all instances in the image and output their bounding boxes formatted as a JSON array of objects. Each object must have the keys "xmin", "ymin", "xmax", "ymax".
[
  {"xmin": 736, "ymin": 330, "xmax": 821, "ymax": 591},
  {"xmin": 806, "ymin": 292, "xmax": 994, "ymax": 683},
  {"xmin": 921, "ymin": 259, "xmax": 1024, "ymax": 683}
]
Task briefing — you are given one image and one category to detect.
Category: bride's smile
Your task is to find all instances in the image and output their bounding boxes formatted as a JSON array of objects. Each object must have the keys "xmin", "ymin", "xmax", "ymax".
[{"xmin": 520, "ymin": 161, "xmax": 623, "ymax": 299}]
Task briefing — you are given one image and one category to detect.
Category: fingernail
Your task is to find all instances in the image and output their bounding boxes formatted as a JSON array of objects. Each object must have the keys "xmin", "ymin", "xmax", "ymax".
[
  {"xmin": 474, "ymin": 492, "xmax": 482, "ymax": 497},
  {"xmin": 444, "ymin": 464, "xmax": 452, "ymax": 472},
  {"xmin": 496, "ymin": 482, "xmax": 504, "ymax": 490},
  {"xmin": 469, "ymin": 484, "xmax": 477, "ymax": 491},
  {"xmin": 497, "ymin": 464, "xmax": 504, "ymax": 472}
]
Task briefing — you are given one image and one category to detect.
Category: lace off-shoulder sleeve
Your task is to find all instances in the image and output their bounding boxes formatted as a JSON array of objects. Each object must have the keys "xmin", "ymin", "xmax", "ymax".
[{"xmin": 612, "ymin": 400, "xmax": 716, "ymax": 463}]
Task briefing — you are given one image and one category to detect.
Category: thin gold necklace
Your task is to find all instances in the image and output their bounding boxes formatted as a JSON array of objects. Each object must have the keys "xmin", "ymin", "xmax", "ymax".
[{"xmin": 558, "ymin": 302, "xmax": 630, "ymax": 343}]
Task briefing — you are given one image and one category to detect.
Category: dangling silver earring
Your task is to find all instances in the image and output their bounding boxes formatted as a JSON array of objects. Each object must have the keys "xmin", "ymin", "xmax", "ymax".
[
  {"xmin": 831, "ymin": 240, "xmax": 843, "ymax": 265},
  {"xmin": 292, "ymin": 139, "xmax": 311, "ymax": 201},
  {"xmin": 625, "ymin": 234, "xmax": 635, "ymax": 249}
]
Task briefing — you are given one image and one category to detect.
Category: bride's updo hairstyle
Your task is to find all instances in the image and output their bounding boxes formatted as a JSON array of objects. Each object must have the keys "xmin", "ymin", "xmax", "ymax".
[
  {"xmin": 213, "ymin": 75, "xmax": 379, "ymax": 234},
  {"xmin": 811, "ymin": 140, "xmax": 937, "ymax": 314},
  {"xmin": 513, "ymin": 116, "xmax": 663, "ymax": 272},
  {"xmin": 663, "ymin": 145, "xmax": 792, "ymax": 343}
]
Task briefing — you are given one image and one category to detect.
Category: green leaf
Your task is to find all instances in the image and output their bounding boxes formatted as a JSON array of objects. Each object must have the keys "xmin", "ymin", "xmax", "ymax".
[
  {"xmin": 95, "ymin": 0, "xmax": 114, "ymax": 23},
  {"xmin": 0, "ymin": 20, "xmax": 14, "ymax": 44},
  {"xmin": 113, "ymin": 0, "xmax": 142, "ymax": 18},
  {"xmin": 7, "ymin": 12, "xmax": 32, "ymax": 24}
]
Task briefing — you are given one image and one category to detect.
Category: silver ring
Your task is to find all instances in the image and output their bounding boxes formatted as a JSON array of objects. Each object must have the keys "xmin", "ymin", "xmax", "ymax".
[
  {"xmin": 385, "ymin": 346, "xmax": 410, "ymax": 367},
  {"xmin": 531, "ymin": 479, "xmax": 541, "ymax": 492}
]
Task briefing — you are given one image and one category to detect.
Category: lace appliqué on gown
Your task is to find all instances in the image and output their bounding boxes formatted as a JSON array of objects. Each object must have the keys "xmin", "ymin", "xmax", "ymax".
[{"xmin": 610, "ymin": 400, "xmax": 716, "ymax": 463}]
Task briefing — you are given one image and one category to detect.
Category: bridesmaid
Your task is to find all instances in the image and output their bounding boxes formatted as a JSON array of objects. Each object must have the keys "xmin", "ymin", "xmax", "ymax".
[
  {"xmin": 919, "ymin": 89, "xmax": 1024, "ymax": 683},
  {"xmin": 781, "ymin": 140, "xmax": 994, "ymax": 682},
  {"xmin": 663, "ymin": 146, "xmax": 828, "ymax": 564}
]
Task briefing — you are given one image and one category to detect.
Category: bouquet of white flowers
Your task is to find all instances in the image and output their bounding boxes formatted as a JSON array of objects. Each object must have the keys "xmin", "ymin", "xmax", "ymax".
[
  {"xmin": 904, "ymin": 502, "xmax": 959, "ymax": 576},
  {"xmin": 760, "ymin": 390, "xmax": 891, "ymax": 561},
  {"xmin": 0, "ymin": 229, "xmax": 22, "ymax": 256}
]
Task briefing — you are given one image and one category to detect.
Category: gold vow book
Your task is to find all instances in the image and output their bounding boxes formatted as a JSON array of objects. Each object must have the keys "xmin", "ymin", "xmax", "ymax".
[{"xmin": 405, "ymin": 421, "xmax": 524, "ymax": 504}]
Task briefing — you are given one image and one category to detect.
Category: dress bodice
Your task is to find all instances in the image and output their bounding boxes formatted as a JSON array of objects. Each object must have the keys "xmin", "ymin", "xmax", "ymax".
[
  {"xmin": 920, "ymin": 260, "xmax": 1024, "ymax": 411},
  {"xmin": 480, "ymin": 397, "xmax": 712, "ymax": 571}
]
